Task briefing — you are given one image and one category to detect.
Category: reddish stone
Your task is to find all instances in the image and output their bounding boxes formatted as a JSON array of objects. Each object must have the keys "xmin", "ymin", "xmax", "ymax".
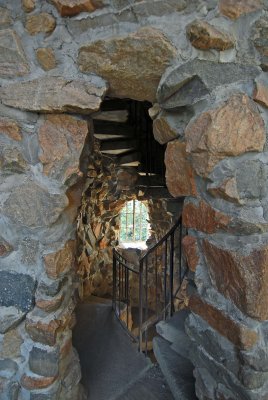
[
  {"xmin": 26, "ymin": 302, "xmax": 75, "ymax": 345},
  {"xmin": 182, "ymin": 201, "xmax": 230, "ymax": 234},
  {"xmin": 25, "ymin": 319, "xmax": 61, "ymax": 346},
  {"xmin": 188, "ymin": 294, "xmax": 259, "ymax": 350},
  {"xmin": 203, "ymin": 239, "xmax": 268, "ymax": 321},
  {"xmin": 0, "ymin": 237, "xmax": 13, "ymax": 257},
  {"xmin": 21, "ymin": 374, "xmax": 57, "ymax": 390},
  {"xmin": 254, "ymin": 82, "xmax": 268, "ymax": 108},
  {"xmin": 153, "ymin": 113, "xmax": 179, "ymax": 144},
  {"xmin": 44, "ymin": 240, "xmax": 76, "ymax": 280},
  {"xmin": 185, "ymin": 94, "xmax": 265, "ymax": 177},
  {"xmin": 186, "ymin": 19, "xmax": 234, "ymax": 51},
  {"xmin": 0, "ymin": 118, "xmax": 21, "ymax": 141},
  {"xmin": 51, "ymin": 0, "xmax": 103, "ymax": 16},
  {"xmin": 36, "ymin": 293, "xmax": 64, "ymax": 313},
  {"xmin": 219, "ymin": 0, "xmax": 262, "ymax": 20},
  {"xmin": 39, "ymin": 114, "xmax": 88, "ymax": 183},
  {"xmin": 165, "ymin": 141, "xmax": 197, "ymax": 197},
  {"xmin": 182, "ymin": 236, "xmax": 199, "ymax": 272}
]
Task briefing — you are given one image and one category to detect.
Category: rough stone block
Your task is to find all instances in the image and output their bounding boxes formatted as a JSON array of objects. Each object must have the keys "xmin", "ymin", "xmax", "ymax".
[
  {"xmin": 25, "ymin": 13, "xmax": 56, "ymax": 36},
  {"xmin": 157, "ymin": 60, "xmax": 260, "ymax": 110},
  {"xmin": 0, "ymin": 237, "xmax": 13, "ymax": 258},
  {"xmin": 182, "ymin": 236, "xmax": 199, "ymax": 272},
  {"xmin": 51, "ymin": 0, "xmax": 104, "ymax": 16},
  {"xmin": 36, "ymin": 48, "xmax": 57, "ymax": 71},
  {"xmin": 202, "ymin": 238, "xmax": 268, "ymax": 321},
  {"xmin": 0, "ymin": 271, "xmax": 35, "ymax": 313},
  {"xmin": 219, "ymin": 0, "xmax": 262, "ymax": 20},
  {"xmin": 0, "ymin": 29, "xmax": 30, "ymax": 77},
  {"xmin": 253, "ymin": 16, "xmax": 268, "ymax": 71},
  {"xmin": 183, "ymin": 200, "xmax": 230, "ymax": 234},
  {"xmin": 254, "ymin": 81, "xmax": 268, "ymax": 108},
  {"xmin": 188, "ymin": 294, "xmax": 259, "ymax": 350},
  {"xmin": 29, "ymin": 347, "xmax": 59, "ymax": 377},
  {"xmin": 22, "ymin": 0, "xmax": 36, "ymax": 13},
  {"xmin": 0, "ymin": 77, "xmax": 107, "ymax": 114},
  {"xmin": 44, "ymin": 240, "xmax": 76, "ymax": 280},
  {"xmin": 165, "ymin": 141, "xmax": 197, "ymax": 197},
  {"xmin": 0, "ymin": 7, "xmax": 12, "ymax": 27},
  {"xmin": 39, "ymin": 115, "xmax": 88, "ymax": 184},
  {"xmin": 0, "ymin": 117, "xmax": 22, "ymax": 141},
  {"xmin": 186, "ymin": 19, "xmax": 235, "ymax": 51},
  {"xmin": 78, "ymin": 27, "xmax": 176, "ymax": 102},
  {"xmin": 2, "ymin": 179, "xmax": 68, "ymax": 228},
  {"xmin": 185, "ymin": 94, "xmax": 265, "ymax": 177}
]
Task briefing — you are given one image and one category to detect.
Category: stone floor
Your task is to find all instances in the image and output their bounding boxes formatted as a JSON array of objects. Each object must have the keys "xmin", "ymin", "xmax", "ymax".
[{"xmin": 73, "ymin": 298, "xmax": 174, "ymax": 400}]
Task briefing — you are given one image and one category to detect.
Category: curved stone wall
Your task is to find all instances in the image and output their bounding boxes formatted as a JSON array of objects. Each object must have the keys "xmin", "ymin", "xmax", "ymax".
[{"xmin": 0, "ymin": 0, "xmax": 267, "ymax": 399}]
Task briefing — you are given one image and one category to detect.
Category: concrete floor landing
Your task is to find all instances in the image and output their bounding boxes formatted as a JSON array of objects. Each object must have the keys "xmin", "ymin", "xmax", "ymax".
[{"xmin": 73, "ymin": 298, "xmax": 174, "ymax": 400}]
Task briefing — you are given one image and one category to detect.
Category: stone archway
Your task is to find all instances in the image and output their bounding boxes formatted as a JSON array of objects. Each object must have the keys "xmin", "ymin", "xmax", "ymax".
[{"xmin": 0, "ymin": 1, "xmax": 268, "ymax": 399}]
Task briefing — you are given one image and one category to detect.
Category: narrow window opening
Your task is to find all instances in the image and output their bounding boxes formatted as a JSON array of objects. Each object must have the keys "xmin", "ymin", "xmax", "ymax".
[{"xmin": 119, "ymin": 200, "xmax": 150, "ymax": 248}]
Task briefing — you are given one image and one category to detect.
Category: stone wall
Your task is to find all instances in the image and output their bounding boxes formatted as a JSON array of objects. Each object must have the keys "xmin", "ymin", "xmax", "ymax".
[{"xmin": 0, "ymin": 0, "xmax": 268, "ymax": 399}]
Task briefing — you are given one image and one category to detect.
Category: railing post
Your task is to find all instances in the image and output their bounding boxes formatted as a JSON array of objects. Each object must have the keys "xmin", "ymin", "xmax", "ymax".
[
  {"xmin": 138, "ymin": 259, "xmax": 144, "ymax": 353},
  {"xmin": 112, "ymin": 248, "xmax": 116, "ymax": 311},
  {"xmin": 179, "ymin": 220, "xmax": 183, "ymax": 285},
  {"xmin": 169, "ymin": 232, "xmax": 174, "ymax": 318}
]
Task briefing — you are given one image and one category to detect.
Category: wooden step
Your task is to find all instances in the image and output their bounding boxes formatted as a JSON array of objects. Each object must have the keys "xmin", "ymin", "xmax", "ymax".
[
  {"xmin": 137, "ymin": 174, "xmax": 166, "ymax": 187},
  {"xmin": 92, "ymin": 110, "xmax": 129, "ymax": 123},
  {"xmin": 117, "ymin": 151, "xmax": 141, "ymax": 167},
  {"xmin": 94, "ymin": 133, "xmax": 129, "ymax": 140},
  {"xmin": 137, "ymin": 187, "xmax": 173, "ymax": 199},
  {"xmin": 94, "ymin": 121, "xmax": 136, "ymax": 137},
  {"xmin": 100, "ymin": 139, "xmax": 138, "ymax": 155}
]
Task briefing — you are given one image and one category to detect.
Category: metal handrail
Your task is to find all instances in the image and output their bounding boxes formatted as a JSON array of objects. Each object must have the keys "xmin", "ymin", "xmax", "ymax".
[{"xmin": 112, "ymin": 216, "xmax": 187, "ymax": 354}]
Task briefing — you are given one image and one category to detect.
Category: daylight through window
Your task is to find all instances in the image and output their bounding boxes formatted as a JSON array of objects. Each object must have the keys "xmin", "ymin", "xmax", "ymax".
[{"xmin": 119, "ymin": 200, "xmax": 149, "ymax": 243}]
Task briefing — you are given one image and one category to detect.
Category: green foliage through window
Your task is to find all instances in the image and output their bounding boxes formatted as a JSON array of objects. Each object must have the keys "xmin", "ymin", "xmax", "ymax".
[{"xmin": 119, "ymin": 200, "xmax": 149, "ymax": 242}]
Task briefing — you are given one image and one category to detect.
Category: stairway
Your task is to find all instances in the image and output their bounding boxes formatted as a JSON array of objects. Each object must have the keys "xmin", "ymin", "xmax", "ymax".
[
  {"xmin": 153, "ymin": 309, "xmax": 197, "ymax": 400},
  {"xmin": 73, "ymin": 297, "xmax": 175, "ymax": 400},
  {"xmin": 92, "ymin": 98, "xmax": 171, "ymax": 196}
]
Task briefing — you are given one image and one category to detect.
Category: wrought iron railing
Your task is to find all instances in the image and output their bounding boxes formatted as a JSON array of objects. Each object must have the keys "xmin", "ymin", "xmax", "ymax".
[{"xmin": 112, "ymin": 216, "xmax": 188, "ymax": 353}]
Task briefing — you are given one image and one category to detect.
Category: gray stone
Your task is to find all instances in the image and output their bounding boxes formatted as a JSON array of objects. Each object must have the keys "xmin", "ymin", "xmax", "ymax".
[
  {"xmin": 0, "ymin": 29, "xmax": 30, "ymax": 78},
  {"xmin": 157, "ymin": 60, "xmax": 260, "ymax": 109},
  {"xmin": 0, "ymin": 307, "xmax": 25, "ymax": 334},
  {"xmin": 20, "ymin": 238, "xmax": 39, "ymax": 266},
  {"xmin": 193, "ymin": 367, "xmax": 216, "ymax": 400},
  {"xmin": 0, "ymin": 7, "xmax": 12, "ymax": 27},
  {"xmin": 29, "ymin": 347, "xmax": 59, "ymax": 377},
  {"xmin": 239, "ymin": 366, "xmax": 268, "ymax": 390},
  {"xmin": 185, "ymin": 313, "xmax": 240, "ymax": 376},
  {"xmin": 0, "ymin": 359, "xmax": 18, "ymax": 378},
  {"xmin": 0, "ymin": 377, "xmax": 20, "ymax": 400},
  {"xmin": 2, "ymin": 180, "xmax": 68, "ymax": 228},
  {"xmin": 38, "ymin": 276, "xmax": 67, "ymax": 297},
  {"xmin": 0, "ymin": 147, "xmax": 29, "ymax": 175},
  {"xmin": 0, "ymin": 77, "xmax": 108, "ymax": 115},
  {"xmin": 62, "ymin": 350, "xmax": 81, "ymax": 389},
  {"xmin": 252, "ymin": 15, "xmax": 268, "ymax": 71},
  {"xmin": 0, "ymin": 271, "xmax": 36, "ymax": 313},
  {"xmin": 190, "ymin": 343, "xmax": 268, "ymax": 400}
]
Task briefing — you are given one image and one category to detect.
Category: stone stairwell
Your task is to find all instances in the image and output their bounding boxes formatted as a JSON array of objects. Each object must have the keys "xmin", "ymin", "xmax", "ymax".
[
  {"xmin": 92, "ymin": 98, "xmax": 172, "ymax": 199},
  {"xmin": 73, "ymin": 297, "xmax": 175, "ymax": 400},
  {"xmin": 153, "ymin": 309, "xmax": 197, "ymax": 400}
]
